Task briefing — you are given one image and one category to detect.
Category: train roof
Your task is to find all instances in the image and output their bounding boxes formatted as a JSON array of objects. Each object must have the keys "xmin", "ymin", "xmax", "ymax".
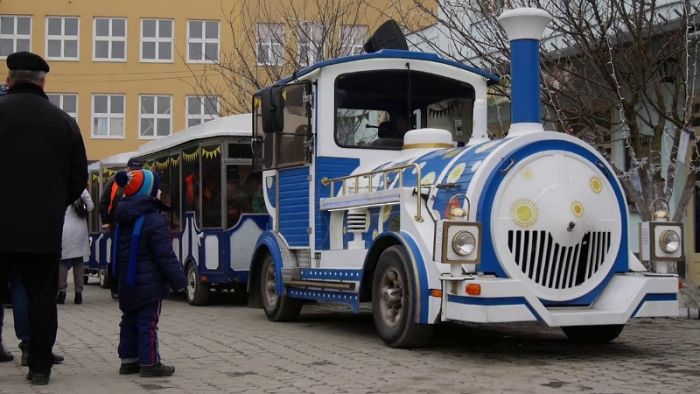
[
  {"xmin": 99, "ymin": 151, "xmax": 138, "ymax": 168},
  {"xmin": 137, "ymin": 113, "xmax": 252, "ymax": 157},
  {"xmin": 258, "ymin": 49, "xmax": 500, "ymax": 93}
]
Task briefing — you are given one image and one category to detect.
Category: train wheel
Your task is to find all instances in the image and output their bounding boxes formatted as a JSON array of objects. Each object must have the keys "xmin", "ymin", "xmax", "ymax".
[
  {"xmin": 562, "ymin": 324, "xmax": 624, "ymax": 343},
  {"xmin": 186, "ymin": 264, "xmax": 210, "ymax": 306},
  {"xmin": 260, "ymin": 253, "xmax": 302, "ymax": 321},
  {"xmin": 98, "ymin": 269, "xmax": 109, "ymax": 289},
  {"xmin": 372, "ymin": 246, "xmax": 433, "ymax": 348}
]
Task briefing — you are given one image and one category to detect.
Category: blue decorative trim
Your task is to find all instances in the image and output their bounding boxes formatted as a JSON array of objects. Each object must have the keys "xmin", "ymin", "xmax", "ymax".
[
  {"xmin": 258, "ymin": 49, "xmax": 499, "ymax": 90},
  {"xmin": 395, "ymin": 232, "xmax": 430, "ymax": 324},
  {"xmin": 477, "ymin": 140, "xmax": 629, "ymax": 306},
  {"xmin": 255, "ymin": 231, "xmax": 285, "ymax": 295},
  {"xmin": 314, "ymin": 157, "xmax": 360, "ymax": 249},
  {"xmin": 300, "ymin": 269, "xmax": 363, "ymax": 280},
  {"xmin": 632, "ymin": 293, "xmax": 678, "ymax": 317},
  {"xmin": 447, "ymin": 295, "xmax": 542, "ymax": 321},
  {"xmin": 278, "ymin": 167, "xmax": 310, "ymax": 247},
  {"xmin": 288, "ymin": 288, "xmax": 360, "ymax": 312}
]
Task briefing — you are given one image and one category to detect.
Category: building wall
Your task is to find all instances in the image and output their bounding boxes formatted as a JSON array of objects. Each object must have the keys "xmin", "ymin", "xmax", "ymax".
[{"xmin": 1, "ymin": 0, "xmax": 428, "ymax": 161}]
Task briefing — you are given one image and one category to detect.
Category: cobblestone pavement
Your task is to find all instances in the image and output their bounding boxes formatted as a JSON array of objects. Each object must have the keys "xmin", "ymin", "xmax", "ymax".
[{"xmin": 1, "ymin": 280, "xmax": 699, "ymax": 394}]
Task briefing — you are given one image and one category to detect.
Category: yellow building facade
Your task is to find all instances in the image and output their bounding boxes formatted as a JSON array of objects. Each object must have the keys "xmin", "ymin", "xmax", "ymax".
[{"xmin": 1, "ymin": 0, "xmax": 432, "ymax": 161}]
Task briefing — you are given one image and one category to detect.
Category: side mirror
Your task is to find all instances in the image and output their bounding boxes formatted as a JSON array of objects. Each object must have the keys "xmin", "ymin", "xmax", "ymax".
[{"xmin": 261, "ymin": 86, "xmax": 284, "ymax": 133}]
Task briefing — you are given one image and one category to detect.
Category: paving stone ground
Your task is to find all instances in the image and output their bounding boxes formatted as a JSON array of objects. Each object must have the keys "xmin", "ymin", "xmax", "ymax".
[{"xmin": 1, "ymin": 278, "xmax": 699, "ymax": 394}]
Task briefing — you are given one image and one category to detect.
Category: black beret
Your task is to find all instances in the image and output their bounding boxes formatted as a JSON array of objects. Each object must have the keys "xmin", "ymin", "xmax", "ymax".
[{"xmin": 6, "ymin": 51, "xmax": 50, "ymax": 73}]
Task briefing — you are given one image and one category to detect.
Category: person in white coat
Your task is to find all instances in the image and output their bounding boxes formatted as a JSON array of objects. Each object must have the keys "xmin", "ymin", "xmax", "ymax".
[{"xmin": 57, "ymin": 189, "xmax": 94, "ymax": 305}]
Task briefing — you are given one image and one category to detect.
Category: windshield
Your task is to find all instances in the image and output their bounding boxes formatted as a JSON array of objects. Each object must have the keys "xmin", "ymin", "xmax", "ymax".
[{"xmin": 334, "ymin": 69, "xmax": 475, "ymax": 149}]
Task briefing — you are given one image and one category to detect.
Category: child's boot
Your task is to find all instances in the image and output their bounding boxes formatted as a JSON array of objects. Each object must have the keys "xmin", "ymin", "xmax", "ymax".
[{"xmin": 139, "ymin": 362, "xmax": 175, "ymax": 377}]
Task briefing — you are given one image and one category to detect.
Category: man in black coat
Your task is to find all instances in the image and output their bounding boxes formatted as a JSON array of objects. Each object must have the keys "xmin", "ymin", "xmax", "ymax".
[{"xmin": 0, "ymin": 52, "xmax": 88, "ymax": 385}]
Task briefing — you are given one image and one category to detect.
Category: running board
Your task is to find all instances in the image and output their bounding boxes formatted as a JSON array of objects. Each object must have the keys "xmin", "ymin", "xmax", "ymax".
[{"xmin": 285, "ymin": 280, "xmax": 356, "ymax": 291}]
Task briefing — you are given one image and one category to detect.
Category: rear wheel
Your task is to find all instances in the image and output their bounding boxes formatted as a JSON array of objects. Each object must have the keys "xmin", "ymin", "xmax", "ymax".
[
  {"xmin": 562, "ymin": 324, "xmax": 624, "ymax": 343},
  {"xmin": 83, "ymin": 275, "xmax": 89, "ymax": 285},
  {"xmin": 260, "ymin": 253, "xmax": 302, "ymax": 321},
  {"xmin": 186, "ymin": 264, "xmax": 210, "ymax": 306},
  {"xmin": 372, "ymin": 246, "xmax": 433, "ymax": 348},
  {"xmin": 98, "ymin": 269, "xmax": 109, "ymax": 289}
]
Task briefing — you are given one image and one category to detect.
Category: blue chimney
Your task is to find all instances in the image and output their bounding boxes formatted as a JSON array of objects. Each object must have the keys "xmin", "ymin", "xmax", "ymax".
[{"xmin": 497, "ymin": 8, "xmax": 552, "ymax": 136}]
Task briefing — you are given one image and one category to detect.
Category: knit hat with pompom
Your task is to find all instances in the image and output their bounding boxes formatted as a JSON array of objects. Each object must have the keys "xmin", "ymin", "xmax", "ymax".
[{"xmin": 115, "ymin": 169, "xmax": 160, "ymax": 197}]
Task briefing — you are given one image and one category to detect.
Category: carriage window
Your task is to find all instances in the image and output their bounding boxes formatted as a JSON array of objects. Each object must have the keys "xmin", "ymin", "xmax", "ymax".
[
  {"xmin": 88, "ymin": 170, "xmax": 100, "ymax": 232},
  {"xmin": 334, "ymin": 70, "xmax": 475, "ymax": 148},
  {"xmin": 169, "ymin": 154, "xmax": 181, "ymax": 230},
  {"xmin": 182, "ymin": 146, "xmax": 200, "ymax": 225},
  {"xmin": 200, "ymin": 144, "xmax": 222, "ymax": 228},
  {"xmin": 154, "ymin": 155, "xmax": 180, "ymax": 231}
]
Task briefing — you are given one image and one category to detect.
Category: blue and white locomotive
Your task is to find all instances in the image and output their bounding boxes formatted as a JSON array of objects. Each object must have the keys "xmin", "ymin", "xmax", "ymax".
[{"xmin": 247, "ymin": 8, "xmax": 679, "ymax": 347}]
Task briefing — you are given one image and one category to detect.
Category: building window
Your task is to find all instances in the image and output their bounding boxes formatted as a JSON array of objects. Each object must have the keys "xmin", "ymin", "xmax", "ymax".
[
  {"xmin": 93, "ymin": 17, "xmax": 126, "ymax": 61},
  {"xmin": 92, "ymin": 94, "xmax": 125, "ymax": 138},
  {"xmin": 297, "ymin": 22, "xmax": 324, "ymax": 67},
  {"xmin": 257, "ymin": 23, "xmax": 284, "ymax": 66},
  {"xmin": 140, "ymin": 95, "xmax": 172, "ymax": 138},
  {"xmin": 340, "ymin": 25, "xmax": 366, "ymax": 56},
  {"xmin": 0, "ymin": 15, "xmax": 31, "ymax": 58},
  {"xmin": 186, "ymin": 96, "xmax": 219, "ymax": 128},
  {"xmin": 141, "ymin": 19, "xmax": 173, "ymax": 62},
  {"xmin": 187, "ymin": 20, "xmax": 219, "ymax": 63},
  {"xmin": 47, "ymin": 93, "xmax": 78, "ymax": 121},
  {"xmin": 46, "ymin": 17, "xmax": 79, "ymax": 60}
]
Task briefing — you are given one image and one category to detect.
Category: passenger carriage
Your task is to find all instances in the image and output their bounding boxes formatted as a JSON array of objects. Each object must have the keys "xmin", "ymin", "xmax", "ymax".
[
  {"xmin": 134, "ymin": 114, "xmax": 269, "ymax": 305},
  {"xmin": 86, "ymin": 151, "xmax": 137, "ymax": 289},
  {"xmin": 246, "ymin": 8, "xmax": 679, "ymax": 347}
]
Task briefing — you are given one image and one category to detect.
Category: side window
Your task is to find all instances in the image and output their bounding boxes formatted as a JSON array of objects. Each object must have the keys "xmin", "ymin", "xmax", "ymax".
[
  {"xmin": 182, "ymin": 146, "xmax": 200, "ymax": 225},
  {"xmin": 200, "ymin": 144, "xmax": 222, "ymax": 228},
  {"xmin": 278, "ymin": 83, "xmax": 310, "ymax": 167},
  {"xmin": 169, "ymin": 153, "xmax": 181, "ymax": 231},
  {"xmin": 88, "ymin": 171, "xmax": 100, "ymax": 232},
  {"xmin": 225, "ymin": 165, "xmax": 250, "ymax": 227}
]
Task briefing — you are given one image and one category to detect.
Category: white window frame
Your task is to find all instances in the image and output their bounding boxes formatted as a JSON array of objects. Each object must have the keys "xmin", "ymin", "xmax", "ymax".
[
  {"xmin": 93, "ymin": 17, "xmax": 127, "ymax": 62},
  {"xmin": 47, "ymin": 93, "xmax": 78, "ymax": 121},
  {"xmin": 257, "ymin": 23, "xmax": 284, "ymax": 66},
  {"xmin": 340, "ymin": 25, "xmax": 366, "ymax": 56},
  {"xmin": 139, "ymin": 94, "xmax": 172, "ymax": 139},
  {"xmin": 186, "ymin": 95, "xmax": 220, "ymax": 128},
  {"xmin": 0, "ymin": 15, "xmax": 32, "ymax": 59},
  {"xmin": 187, "ymin": 20, "xmax": 219, "ymax": 63},
  {"xmin": 45, "ymin": 16, "xmax": 80, "ymax": 60},
  {"xmin": 140, "ymin": 19, "xmax": 173, "ymax": 63},
  {"xmin": 297, "ymin": 22, "xmax": 324, "ymax": 67},
  {"xmin": 91, "ymin": 94, "xmax": 126, "ymax": 139}
]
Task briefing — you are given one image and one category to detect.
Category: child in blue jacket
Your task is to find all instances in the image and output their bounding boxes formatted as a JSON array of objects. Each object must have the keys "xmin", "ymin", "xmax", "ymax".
[{"xmin": 113, "ymin": 169, "xmax": 187, "ymax": 377}]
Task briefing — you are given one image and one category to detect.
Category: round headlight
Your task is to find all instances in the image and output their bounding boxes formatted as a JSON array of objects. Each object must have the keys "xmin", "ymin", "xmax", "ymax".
[
  {"xmin": 659, "ymin": 230, "xmax": 680, "ymax": 253},
  {"xmin": 452, "ymin": 231, "xmax": 476, "ymax": 256}
]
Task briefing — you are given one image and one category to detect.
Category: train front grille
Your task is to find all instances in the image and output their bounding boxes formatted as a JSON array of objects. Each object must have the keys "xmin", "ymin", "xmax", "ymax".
[{"xmin": 507, "ymin": 230, "xmax": 611, "ymax": 289}]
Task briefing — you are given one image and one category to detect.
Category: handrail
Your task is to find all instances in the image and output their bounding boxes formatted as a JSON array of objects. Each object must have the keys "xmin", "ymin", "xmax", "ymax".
[{"xmin": 321, "ymin": 163, "xmax": 423, "ymax": 222}]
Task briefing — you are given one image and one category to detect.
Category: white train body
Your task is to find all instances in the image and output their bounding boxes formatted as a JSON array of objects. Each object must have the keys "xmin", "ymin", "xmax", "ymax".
[{"xmin": 249, "ymin": 8, "xmax": 678, "ymax": 347}]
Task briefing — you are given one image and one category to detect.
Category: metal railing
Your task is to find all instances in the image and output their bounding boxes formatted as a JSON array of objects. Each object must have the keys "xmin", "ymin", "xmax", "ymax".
[{"xmin": 321, "ymin": 163, "xmax": 423, "ymax": 222}]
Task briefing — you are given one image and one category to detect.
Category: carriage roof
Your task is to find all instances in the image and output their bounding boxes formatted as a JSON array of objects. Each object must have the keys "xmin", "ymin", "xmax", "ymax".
[
  {"xmin": 136, "ymin": 113, "xmax": 251, "ymax": 158},
  {"xmin": 256, "ymin": 49, "xmax": 500, "ymax": 93},
  {"xmin": 98, "ymin": 151, "xmax": 138, "ymax": 169}
]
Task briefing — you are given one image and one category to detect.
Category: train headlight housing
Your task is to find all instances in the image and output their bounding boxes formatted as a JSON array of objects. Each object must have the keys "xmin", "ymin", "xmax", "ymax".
[
  {"xmin": 453, "ymin": 231, "xmax": 476, "ymax": 256},
  {"xmin": 434, "ymin": 220, "xmax": 482, "ymax": 265},
  {"xmin": 659, "ymin": 230, "xmax": 680, "ymax": 253}
]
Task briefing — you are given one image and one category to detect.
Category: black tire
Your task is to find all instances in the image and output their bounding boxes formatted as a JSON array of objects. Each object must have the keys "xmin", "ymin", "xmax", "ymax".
[
  {"xmin": 562, "ymin": 324, "xmax": 624, "ymax": 343},
  {"xmin": 372, "ymin": 246, "xmax": 433, "ymax": 348},
  {"xmin": 260, "ymin": 253, "xmax": 302, "ymax": 321},
  {"xmin": 84, "ymin": 275, "xmax": 89, "ymax": 285},
  {"xmin": 186, "ymin": 264, "xmax": 210, "ymax": 306},
  {"xmin": 99, "ymin": 269, "xmax": 109, "ymax": 289}
]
